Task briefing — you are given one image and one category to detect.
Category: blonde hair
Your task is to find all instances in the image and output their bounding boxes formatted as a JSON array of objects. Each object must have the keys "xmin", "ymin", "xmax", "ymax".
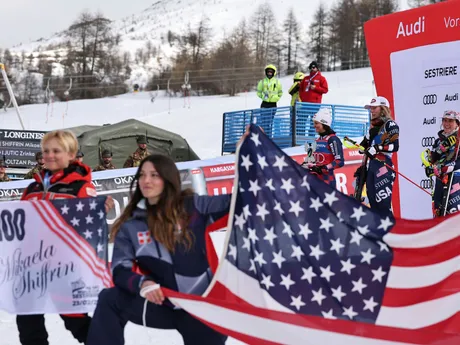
[
  {"xmin": 381, "ymin": 106, "xmax": 393, "ymax": 120},
  {"xmin": 41, "ymin": 130, "xmax": 79, "ymax": 155}
]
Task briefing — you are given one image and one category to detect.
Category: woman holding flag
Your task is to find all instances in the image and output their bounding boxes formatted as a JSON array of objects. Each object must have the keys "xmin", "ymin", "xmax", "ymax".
[
  {"xmin": 16, "ymin": 130, "xmax": 114, "ymax": 345},
  {"xmin": 423, "ymin": 110, "xmax": 460, "ymax": 217},
  {"xmin": 87, "ymin": 154, "xmax": 231, "ymax": 345}
]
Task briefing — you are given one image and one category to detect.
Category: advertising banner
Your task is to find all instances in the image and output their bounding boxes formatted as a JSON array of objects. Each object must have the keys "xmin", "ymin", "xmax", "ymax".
[
  {"xmin": 0, "ymin": 143, "xmax": 363, "ymax": 221},
  {"xmin": 0, "ymin": 129, "xmax": 46, "ymax": 168},
  {"xmin": 364, "ymin": 1, "xmax": 460, "ymax": 219}
]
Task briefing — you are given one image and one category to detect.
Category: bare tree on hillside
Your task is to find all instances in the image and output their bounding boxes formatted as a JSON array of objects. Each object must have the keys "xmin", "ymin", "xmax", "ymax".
[
  {"xmin": 189, "ymin": 15, "xmax": 212, "ymax": 68},
  {"xmin": 309, "ymin": 2, "xmax": 328, "ymax": 69},
  {"xmin": 249, "ymin": 3, "xmax": 276, "ymax": 66},
  {"xmin": 283, "ymin": 8, "xmax": 300, "ymax": 74}
]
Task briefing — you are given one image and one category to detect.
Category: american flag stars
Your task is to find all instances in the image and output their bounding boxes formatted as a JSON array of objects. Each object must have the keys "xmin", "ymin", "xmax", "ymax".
[
  {"xmin": 53, "ymin": 197, "xmax": 109, "ymax": 262},
  {"xmin": 226, "ymin": 125, "xmax": 394, "ymax": 323}
]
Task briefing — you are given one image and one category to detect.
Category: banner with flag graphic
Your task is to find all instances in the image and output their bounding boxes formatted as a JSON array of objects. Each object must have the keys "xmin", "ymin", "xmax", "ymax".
[
  {"xmin": 0, "ymin": 197, "xmax": 112, "ymax": 315},
  {"xmin": 164, "ymin": 125, "xmax": 460, "ymax": 345}
]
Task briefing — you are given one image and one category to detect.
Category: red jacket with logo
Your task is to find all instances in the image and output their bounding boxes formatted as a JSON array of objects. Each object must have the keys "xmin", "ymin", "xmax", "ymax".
[
  {"xmin": 299, "ymin": 71, "xmax": 329, "ymax": 103},
  {"xmin": 21, "ymin": 162, "xmax": 96, "ymax": 200}
]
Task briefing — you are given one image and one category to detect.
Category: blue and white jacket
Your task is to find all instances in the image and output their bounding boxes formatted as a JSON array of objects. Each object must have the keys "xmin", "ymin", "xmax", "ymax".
[{"xmin": 111, "ymin": 194, "xmax": 231, "ymax": 297}]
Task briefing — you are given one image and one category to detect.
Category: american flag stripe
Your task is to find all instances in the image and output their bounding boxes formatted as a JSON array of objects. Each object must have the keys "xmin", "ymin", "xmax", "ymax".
[
  {"xmin": 383, "ymin": 273, "xmax": 460, "ymax": 306},
  {"xmin": 392, "ymin": 239, "xmax": 459, "ymax": 267},
  {"xmin": 167, "ymin": 287, "xmax": 460, "ymax": 345},
  {"xmin": 31, "ymin": 201, "xmax": 112, "ymax": 287},
  {"xmin": 210, "ymin": 257, "xmax": 460, "ymax": 332}
]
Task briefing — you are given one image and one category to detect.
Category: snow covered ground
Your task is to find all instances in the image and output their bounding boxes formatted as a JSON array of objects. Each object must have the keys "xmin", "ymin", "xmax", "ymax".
[{"xmin": 0, "ymin": 67, "xmax": 375, "ymax": 344}]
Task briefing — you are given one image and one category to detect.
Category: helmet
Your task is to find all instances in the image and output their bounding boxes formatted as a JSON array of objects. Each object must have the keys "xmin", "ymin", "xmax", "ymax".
[
  {"xmin": 0, "ymin": 160, "xmax": 7, "ymax": 168},
  {"xmin": 313, "ymin": 108, "xmax": 332, "ymax": 127},
  {"xmin": 76, "ymin": 151, "xmax": 84, "ymax": 158},
  {"xmin": 294, "ymin": 72, "xmax": 304, "ymax": 81},
  {"xmin": 101, "ymin": 149, "xmax": 112, "ymax": 158},
  {"xmin": 35, "ymin": 151, "xmax": 43, "ymax": 160},
  {"xmin": 137, "ymin": 135, "xmax": 147, "ymax": 144},
  {"xmin": 264, "ymin": 64, "xmax": 277, "ymax": 78},
  {"xmin": 442, "ymin": 110, "xmax": 460, "ymax": 121}
]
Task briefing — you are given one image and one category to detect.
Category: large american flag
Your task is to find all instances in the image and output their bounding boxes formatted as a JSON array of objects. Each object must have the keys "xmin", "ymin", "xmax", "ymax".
[{"xmin": 164, "ymin": 125, "xmax": 460, "ymax": 344}]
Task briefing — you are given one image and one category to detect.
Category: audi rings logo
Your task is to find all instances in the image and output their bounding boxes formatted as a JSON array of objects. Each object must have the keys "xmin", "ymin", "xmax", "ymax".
[
  {"xmin": 420, "ymin": 179, "xmax": 433, "ymax": 189},
  {"xmin": 423, "ymin": 94, "xmax": 437, "ymax": 105},
  {"xmin": 421, "ymin": 137, "xmax": 436, "ymax": 147}
]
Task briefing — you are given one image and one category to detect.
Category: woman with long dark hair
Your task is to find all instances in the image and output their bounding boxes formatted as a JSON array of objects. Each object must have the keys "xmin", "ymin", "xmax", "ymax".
[{"xmin": 87, "ymin": 154, "xmax": 231, "ymax": 345}]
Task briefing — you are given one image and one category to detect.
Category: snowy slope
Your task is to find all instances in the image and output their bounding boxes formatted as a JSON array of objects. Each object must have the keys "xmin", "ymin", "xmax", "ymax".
[
  {"xmin": 7, "ymin": 0, "xmax": 410, "ymax": 87},
  {"xmin": 0, "ymin": 67, "xmax": 374, "ymax": 159},
  {"xmin": 12, "ymin": 0, "xmax": 338, "ymax": 53}
]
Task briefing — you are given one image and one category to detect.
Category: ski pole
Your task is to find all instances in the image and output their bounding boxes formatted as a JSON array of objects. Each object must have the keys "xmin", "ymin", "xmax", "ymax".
[{"xmin": 343, "ymin": 137, "xmax": 432, "ymax": 196}]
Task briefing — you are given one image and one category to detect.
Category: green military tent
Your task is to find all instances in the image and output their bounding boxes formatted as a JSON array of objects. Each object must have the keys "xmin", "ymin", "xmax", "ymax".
[
  {"xmin": 69, "ymin": 119, "xmax": 200, "ymax": 169},
  {"xmin": 64, "ymin": 125, "xmax": 102, "ymax": 137}
]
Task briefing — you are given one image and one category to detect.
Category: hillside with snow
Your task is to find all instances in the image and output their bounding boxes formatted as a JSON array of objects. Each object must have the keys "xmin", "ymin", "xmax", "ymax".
[
  {"xmin": 5, "ymin": 0, "xmax": 410, "ymax": 89},
  {"xmin": 1, "ymin": 67, "xmax": 375, "ymax": 159}
]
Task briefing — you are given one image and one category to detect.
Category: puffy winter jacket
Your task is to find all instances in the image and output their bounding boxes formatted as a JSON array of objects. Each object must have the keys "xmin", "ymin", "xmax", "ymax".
[
  {"xmin": 21, "ymin": 161, "xmax": 97, "ymax": 200},
  {"xmin": 288, "ymin": 81, "xmax": 301, "ymax": 106},
  {"xmin": 257, "ymin": 65, "xmax": 283, "ymax": 104},
  {"xmin": 111, "ymin": 194, "xmax": 231, "ymax": 297},
  {"xmin": 299, "ymin": 71, "xmax": 328, "ymax": 103}
]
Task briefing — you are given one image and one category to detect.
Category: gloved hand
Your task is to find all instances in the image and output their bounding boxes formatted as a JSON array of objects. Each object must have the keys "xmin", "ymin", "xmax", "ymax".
[
  {"xmin": 263, "ymin": 92, "xmax": 269, "ymax": 100},
  {"xmin": 364, "ymin": 145, "xmax": 378, "ymax": 159},
  {"xmin": 426, "ymin": 164, "xmax": 443, "ymax": 178},
  {"xmin": 354, "ymin": 166, "xmax": 364, "ymax": 178},
  {"xmin": 425, "ymin": 166, "xmax": 434, "ymax": 178},
  {"xmin": 309, "ymin": 165, "xmax": 324, "ymax": 175}
]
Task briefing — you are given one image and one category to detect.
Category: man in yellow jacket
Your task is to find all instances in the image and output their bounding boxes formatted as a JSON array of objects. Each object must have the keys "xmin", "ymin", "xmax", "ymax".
[
  {"xmin": 288, "ymin": 72, "xmax": 304, "ymax": 106},
  {"xmin": 256, "ymin": 64, "xmax": 283, "ymax": 135},
  {"xmin": 257, "ymin": 64, "xmax": 283, "ymax": 108}
]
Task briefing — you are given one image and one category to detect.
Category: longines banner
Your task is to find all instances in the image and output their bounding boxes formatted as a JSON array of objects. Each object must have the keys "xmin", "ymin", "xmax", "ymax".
[
  {"xmin": 364, "ymin": 0, "xmax": 460, "ymax": 219},
  {"xmin": 0, "ymin": 130, "xmax": 46, "ymax": 168}
]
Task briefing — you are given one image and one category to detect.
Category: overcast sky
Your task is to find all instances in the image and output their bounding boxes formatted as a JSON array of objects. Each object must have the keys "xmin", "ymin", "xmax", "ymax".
[{"xmin": 0, "ymin": 0, "xmax": 155, "ymax": 48}]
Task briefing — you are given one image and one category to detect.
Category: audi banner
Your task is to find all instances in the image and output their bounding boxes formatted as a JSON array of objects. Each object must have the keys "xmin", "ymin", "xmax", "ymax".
[{"xmin": 365, "ymin": 0, "xmax": 460, "ymax": 219}]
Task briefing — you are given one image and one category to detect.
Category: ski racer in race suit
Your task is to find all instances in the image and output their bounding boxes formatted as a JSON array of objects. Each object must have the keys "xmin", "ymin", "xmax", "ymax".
[
  {"xmin": 302, "ymin": 108, "xmax": 344, "ymax": 189},
  {"xmin": 16, "ymin": 130, "xmax": 114, "ymax": 345},
  {"xmin": 425, "ymin": 110, "xmax": 460, "ymax": 216},
  {"xmin": 356, "ymin": 96, "xmax": 399, "ymax": 216}
]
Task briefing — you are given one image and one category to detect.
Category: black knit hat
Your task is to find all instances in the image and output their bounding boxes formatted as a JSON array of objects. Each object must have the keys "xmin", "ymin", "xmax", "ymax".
[{"xmin": 309, "ymin": 61, "xmax": 319, "ymax": 70}]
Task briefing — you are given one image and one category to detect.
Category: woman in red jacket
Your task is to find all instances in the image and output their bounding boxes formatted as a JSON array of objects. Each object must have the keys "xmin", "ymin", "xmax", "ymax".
[{"xmin": 16, "ymin": 129, "xmax": 113, "ymax": 345}]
